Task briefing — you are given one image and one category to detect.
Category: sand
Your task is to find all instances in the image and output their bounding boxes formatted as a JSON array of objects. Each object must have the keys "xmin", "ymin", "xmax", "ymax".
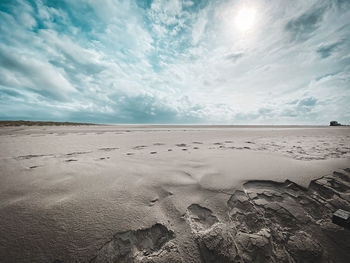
[{"xmin": 0, "ymin": 125, "xmax": 349, "ymax": 262}]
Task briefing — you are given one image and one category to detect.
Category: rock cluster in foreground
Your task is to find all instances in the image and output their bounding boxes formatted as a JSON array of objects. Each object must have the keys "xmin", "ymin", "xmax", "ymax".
[{"xmin": 88, "ymin": 168, "xmax": 350, "ymax": 263}]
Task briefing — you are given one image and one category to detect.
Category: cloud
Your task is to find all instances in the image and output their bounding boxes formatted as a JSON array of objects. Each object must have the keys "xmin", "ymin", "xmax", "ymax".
[
  {"xmin": 333, "ymin": 0, "xmax": 350, "ymax": 8},
  {"xmin": 107, "ymin": 91, "xmax": 180, "ymax": 123},
  {"xmin": 0, "ymin": 45, "xmax": 76, "ymax": 101},
  {"xmin": 298, "ymin": 97, "xmax": 317, "ymax": 107},
  {"xmin": 281, "ymin": 97, "xmax": 318, "ymax": 118},
  {"xmin": 0, "ymin": 88, "xmax": 23, "ymax": 98},
  {"xmin": 285, "ymin": 5, "xmax": 327, "ymax": 42},
  {"xmin": 0, "ymin": 0, "xmax": 349, "ymax": 124},
  {"xmin": 192, "ymin": 14, "xmax": 208, "ymax": 45},
  {"xmin": 316, "ymin": 41, "xmax": 342, "ymax": 58},
  {"xmin": 225, "ymin": 53, "xmax": 244, "ymax": 62}
]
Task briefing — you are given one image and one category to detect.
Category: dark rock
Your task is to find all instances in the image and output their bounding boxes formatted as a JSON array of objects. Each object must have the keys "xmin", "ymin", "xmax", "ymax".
[{"xmin": 332, "ymin": 209, "xmax": 350, "ymax": 229}]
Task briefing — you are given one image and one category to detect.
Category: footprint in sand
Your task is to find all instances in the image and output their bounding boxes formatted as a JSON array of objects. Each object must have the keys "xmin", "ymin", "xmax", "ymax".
[
  {"xmin": 150, "ymin": 152, "xmax": 157, "ymax": 154},
  {"xmin": 185, "ymin": 204, "xmax": 219, "ymax": 232},
  {"xmin": 149, "ymin": 197, "xmax": 159, "ymax": 206},
  {"xmin": 133, "ymin": 145, "xmax": 147, "ymax": 150},
  {"xmin": 153, "ymin": 143, "xmax": 165, "ymax": 146},
  {"xmin": 15, "ymin": 154, "xmax": 54, "ymax": 160},
  {"xmin": 90, "ymin": 224, "xmax": 175, "ymax": 263},
  {"xmin": 66, "ymin": 151, "xmax": 91, "ymax": 156},
  {"xmin": 98, "ymin": 157, "xmax": 110, "ymax": 160},
  {"xmin": 148, "ymin": 188, "xmax": 173, "ymax": 207},
  {"xmin": 176, "ymin": 143, "xmax": 187, "ymax": 147},
  {"xmin": 99, "ymin": 147, "xmax": 119, "ymax": 151},
  {"xmin": 65, "ymin": 159, "xmax": 78, "ymax": 162}
]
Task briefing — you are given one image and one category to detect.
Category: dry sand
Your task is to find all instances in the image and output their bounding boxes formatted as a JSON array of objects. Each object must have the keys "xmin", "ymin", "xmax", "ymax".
[{"xmin": 0, "ymin": 125, "xmax": 349, "ymax": 262}]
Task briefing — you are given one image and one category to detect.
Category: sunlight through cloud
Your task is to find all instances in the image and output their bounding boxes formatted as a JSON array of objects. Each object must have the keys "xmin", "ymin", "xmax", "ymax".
[{"xmin": 235, "ymin": 6, "xmax": 257, "ymax": 32}]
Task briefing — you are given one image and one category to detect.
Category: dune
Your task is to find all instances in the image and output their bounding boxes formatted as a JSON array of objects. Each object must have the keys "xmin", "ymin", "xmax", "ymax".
[{"xmin": 0, "ymin": 125, "xmax": 349, "ymax": 262}]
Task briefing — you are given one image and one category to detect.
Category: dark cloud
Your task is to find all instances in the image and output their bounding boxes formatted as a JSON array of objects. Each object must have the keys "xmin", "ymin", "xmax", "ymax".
[
  {"xmin": 113, "ymin": 94, "xmax": 178, "ymax": 123},
  {"xmin": 285, "ymin": 6, "xmax": 327, "ymax": 42},
  {"xmin": 225, "ymin": 53, "xmax": 243, "ymax": 62},
  {"xmin": 282, "ymin": 97, "xmax": 318, "ymax": 117},
  {"xmin": 298, "ymin": 97, "xmax": 317, "ymax": 107},
  {"xmin": 333, "ymin": 0, "xmax": 350, "ymax": 8},
  {"xmin": 182, "ymin": 0, "xmax": 210, "ymax": 12},
  {"xmin": 258, "ymin": 108, "xmax": 273, "ymax": 115},
  {"xmin": 0, "ymin": 47, "xmax": 75, "ymax": 101},
  {"xmin": 107, "ymin": 92, "xmax": 201, "ymax": 124},
  {"xmin": 0, "ymin": 90, "xmax": 188, "ymax": 124},
  {"xmin": 317, "ymin": 41, "xmax": 342, "ymax": 58},
  {"xmin": 136, "ymin": 0, "xmax": 153, "ymax": 9},
  {"xmin": 0, "ymin": 88, "xmax": 22, "ymax": 98}
]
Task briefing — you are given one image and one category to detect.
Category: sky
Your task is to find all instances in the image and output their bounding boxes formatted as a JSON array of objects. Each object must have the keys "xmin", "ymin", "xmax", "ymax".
[{"xmin": 0, "ymin": 0, "xmax": 350, "ymax": 124}]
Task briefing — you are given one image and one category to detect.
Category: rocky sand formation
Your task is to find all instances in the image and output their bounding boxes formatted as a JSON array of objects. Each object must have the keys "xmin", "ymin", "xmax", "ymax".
[{"xmin": 88, "ymin": 168, "xmax": 350, "ymax": 263}]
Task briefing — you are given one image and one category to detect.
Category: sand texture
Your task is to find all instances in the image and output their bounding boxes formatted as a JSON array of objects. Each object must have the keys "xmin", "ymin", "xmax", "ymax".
[{"xmin": 0, "ymin": 125, "xmax": 349, "ymax": 262}]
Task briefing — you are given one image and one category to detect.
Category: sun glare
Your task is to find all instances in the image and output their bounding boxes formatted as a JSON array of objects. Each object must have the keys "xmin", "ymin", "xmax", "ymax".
[{"xmin": 235, "ymin": 7, "xmax": 257, "ymax": 32}]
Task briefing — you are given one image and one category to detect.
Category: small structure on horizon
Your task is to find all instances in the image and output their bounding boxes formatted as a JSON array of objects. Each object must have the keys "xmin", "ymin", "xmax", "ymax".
[{"xmin": 330, "ymin": 121, "xmax": 341, "ymax": 126}]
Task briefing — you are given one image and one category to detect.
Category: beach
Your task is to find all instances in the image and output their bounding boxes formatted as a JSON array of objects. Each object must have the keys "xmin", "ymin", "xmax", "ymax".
[{"xmin": 0, "ymin": 125, "xmax": 349, "ymax": 262}]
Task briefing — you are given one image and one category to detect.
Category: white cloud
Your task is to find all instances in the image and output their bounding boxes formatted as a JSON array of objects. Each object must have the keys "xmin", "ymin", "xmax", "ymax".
[
  {"xmin": 192, "ymin": 13, "xmax": 207, "ymax": 45},
  {"xmin": 0, "ymin": 0, "xmax": 349, "ymax": 124}
]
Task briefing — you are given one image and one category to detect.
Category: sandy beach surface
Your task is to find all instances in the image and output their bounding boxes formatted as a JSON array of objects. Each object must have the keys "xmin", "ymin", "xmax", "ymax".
[{"xmin": 0, "ymin": 125, "xmax": 349, "ymax": 263}]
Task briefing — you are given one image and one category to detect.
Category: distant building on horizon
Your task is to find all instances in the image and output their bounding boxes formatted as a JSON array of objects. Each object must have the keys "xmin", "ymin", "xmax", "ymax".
[{"xmin": 330, "ymin": 121, "xmax": 341, "ymax": 126}]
